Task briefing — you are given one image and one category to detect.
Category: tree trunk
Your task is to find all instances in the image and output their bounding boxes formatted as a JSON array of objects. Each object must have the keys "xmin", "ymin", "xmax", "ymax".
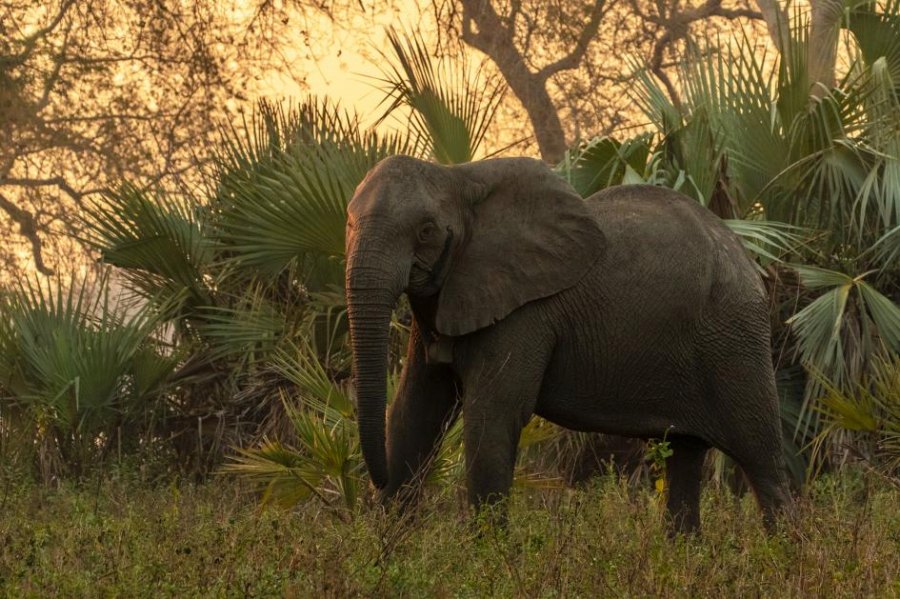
[
  {"xmin": 808, "ymin": 0, "xmax": 844, "ymax": 99},
  {"xmin": 459, "ymin": 0, "xmax": 568, "ymax": 162},
  {"xmin": 754, "ymin": 0, "xmax": 790, "ymax": 54}
]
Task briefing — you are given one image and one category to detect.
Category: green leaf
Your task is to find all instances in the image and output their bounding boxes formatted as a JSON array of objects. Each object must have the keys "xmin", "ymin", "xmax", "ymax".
[
  {"xmin": 213, "ymin": 98, "xmax": 409, "ymax": 277},
  {"xmin": 791, "ymin": 265, "xmax": 855, "ymax": 289},
  {"xmin": 0, "ymin": 274, "xmax": 173, "ymax": 477},
  {"xmin": 81, "ymin": 185, "xmax": 214, "ymax": 309},
  {"xmin": 857, "ymin": 281, "xmax": 900, "ymax": 353},
  {"xmin": 723, "ymin": 220, "xmax": 807, "ymax": 263},
  {"xmin": 375, "ymin": 28, "xmax": 505, "ymax": 164},
  {"xmin": 557, "ymin": 134, "xmax": 654, "ymax": 197}
]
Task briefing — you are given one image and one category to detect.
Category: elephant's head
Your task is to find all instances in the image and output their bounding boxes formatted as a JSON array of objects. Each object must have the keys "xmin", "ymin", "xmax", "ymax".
[{"xmin": 344, "ymin": 155, "xmax": 603, "ymax": 489}]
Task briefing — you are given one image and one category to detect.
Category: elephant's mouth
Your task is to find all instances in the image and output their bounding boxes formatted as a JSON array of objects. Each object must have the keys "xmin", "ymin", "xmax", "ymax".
[
  {"xmin": 410, "ymin": 226, "xmax": 455, "ymax": 294},
  {"xmin": 409, "ymin": 262, "xmax": 434, "ymax": 290}
]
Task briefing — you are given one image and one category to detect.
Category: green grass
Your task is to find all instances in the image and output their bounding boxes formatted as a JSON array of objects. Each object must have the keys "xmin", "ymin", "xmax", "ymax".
[{"xmin": 1, "ymin": 473, "xmax": 898, "ymax": 598}]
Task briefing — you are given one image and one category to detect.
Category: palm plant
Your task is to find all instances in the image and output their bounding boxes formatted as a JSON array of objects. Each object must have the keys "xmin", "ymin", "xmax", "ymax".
[
  {"xmin": 213, "ymin": 98, "xmax": 410, "ymax": 280},
  {"xmin": 0, "ymin": 275, "xmax": 176, "ymax": 481},
  {"xmin": 82, "ymin": 185, "xmax": 215, "ymax": 315},
  {"xmin": 222, "ymin": 341, "xmax": 368, "ymax": 511},
  {"xmin": 810, "ymin": 356, "xmax": 900, "ymax": 479}
]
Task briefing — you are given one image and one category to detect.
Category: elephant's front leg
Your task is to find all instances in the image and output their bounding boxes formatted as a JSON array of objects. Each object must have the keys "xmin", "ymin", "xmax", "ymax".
[
  {"xmin": 459, "ymin": 330, "xmax": 552, "ymax": 521},
  {"xmin": 383, "ymin": 322, "xmax": 459, "ymax": 505},
  {"xmin": 463, "ymin": 412, "xmax": 527, "ymax": 522}
]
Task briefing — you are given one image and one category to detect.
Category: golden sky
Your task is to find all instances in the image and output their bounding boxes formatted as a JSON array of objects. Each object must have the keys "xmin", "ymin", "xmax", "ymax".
[{"xmin": 251, "ymin": 1, "xmax": 433, "ymax": 130}]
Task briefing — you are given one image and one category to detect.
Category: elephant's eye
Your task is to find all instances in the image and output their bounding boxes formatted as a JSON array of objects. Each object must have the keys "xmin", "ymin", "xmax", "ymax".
[{"xmin": 417, "ymin": 222, "xmax": 437, "ymax": 244}]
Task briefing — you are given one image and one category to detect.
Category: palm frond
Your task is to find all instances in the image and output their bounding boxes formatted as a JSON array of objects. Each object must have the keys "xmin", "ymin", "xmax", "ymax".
[
  {"xmin": 223, "ymin": 439, "xmax": 327, "ymax": 507},
  {"xmin": 0, "ymin": 275, "xmax": 174, "ymax": 478},
  {"xmin": 857, "ymin": 280, "xmax": 900, "ymax": 353},
  {"xmin": 213, "ymin": 97, "xmax": 409, "ymax": 278},
  {"xmin": 424, "ymin": 418, "xmax": 464, "ymax": 486},
  {"xmin": 869, "ymin": 224, "xmax": 900, "ymax": 272},
  {"xmin": 723, "ymin": 219, "xmax": 808, "ymax": 264},
  {"xmin": 375, "ymin": 27, "xmax": 505, "ymax": 165},
  {"xmin": 81, "ymin": 185, "xmax": 214, "ymax": 309},
  {"xmin": 786, "ymin": 268, "xmax": 854, "ymax": 388},
  {"xmin": 846, "ymin": 1, "xmax": 900, "ymax": 97},
  {"xmin": 195, "ymin": 299, "xmax": 285, "ymax": 363},
  {"xmin": 808, "ymin": 356, "xmax": 900, "ymax": 476},
  {"xmin": 556, "ymin": 134, "xmax": 653, "ymax": 197},
  {"xmin": 788, "ymin": 265, "xmax": 900, "ymax": 438}
]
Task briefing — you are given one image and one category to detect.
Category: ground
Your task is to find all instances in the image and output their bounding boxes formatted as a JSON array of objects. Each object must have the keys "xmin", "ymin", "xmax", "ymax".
[{"xmin": 1, "ymin": 472, "xmax": 898, "ymax": 597}]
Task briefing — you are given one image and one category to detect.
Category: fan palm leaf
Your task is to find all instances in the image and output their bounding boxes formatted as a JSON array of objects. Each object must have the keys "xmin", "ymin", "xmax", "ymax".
[
  {"xmin": 787, "ymin": 264, "xmax": 900, "ymax": 432},
  {"xmin": 213, "ymin": 97, "xmax": 410, "ymax": 280},
  {"xmin": 375, "ymin": 27, "xmax": 505, "ymax": 165},
  {"xmin": 557, "ymin": 134, "xmax": 654, "ymax": 198},
  {"xmin": 81, "ymin": 185, "xmax": 214, "ymax": 310},
  {"xmin": 0, "ymin": 275, "xmax": 175, "ymax": 478}
]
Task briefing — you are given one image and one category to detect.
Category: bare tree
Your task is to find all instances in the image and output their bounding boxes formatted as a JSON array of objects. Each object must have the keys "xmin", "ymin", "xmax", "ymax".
[
  {"xmin": 0, "ymin": 0, "xmax": 342, "ymax": 277},
  {"xmin": 452, "ymin": 0, "xmax": 608, "ymax": 163},
  {"xmin": 434, "ymin": 1, "xmax": 853, "ymax": 163}
]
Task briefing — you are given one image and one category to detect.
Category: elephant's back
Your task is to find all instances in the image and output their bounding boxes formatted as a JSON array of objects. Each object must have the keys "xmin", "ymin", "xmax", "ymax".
[
  {"xmin": 583, "ymin": 184, "xmax": 763, "ymax": 302},
  {"xmin": 584, "ymin": 185, "xmax": 740, "ymax": 252}
]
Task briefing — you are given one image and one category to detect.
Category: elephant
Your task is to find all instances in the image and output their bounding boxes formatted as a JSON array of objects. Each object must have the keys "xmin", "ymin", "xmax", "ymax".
[{"xmin": 344, "ymin": 155, "xmax": 792, "ymax": 533}]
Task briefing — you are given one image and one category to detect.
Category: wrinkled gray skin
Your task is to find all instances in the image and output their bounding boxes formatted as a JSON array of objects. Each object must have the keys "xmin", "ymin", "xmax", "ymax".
[{"xmin": 345, "ymin": 155, "xmax": 791, "ymax": 534}]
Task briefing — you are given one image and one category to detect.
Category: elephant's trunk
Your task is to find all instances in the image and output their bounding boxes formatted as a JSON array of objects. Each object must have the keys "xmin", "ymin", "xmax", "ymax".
[{"xmin": 345, "ymin": 242, "xmax": 404, "ymax": 490}]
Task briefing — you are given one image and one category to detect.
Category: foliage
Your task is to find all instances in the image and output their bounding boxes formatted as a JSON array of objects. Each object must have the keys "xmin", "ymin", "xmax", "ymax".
[
  {"xmin": 810, "ymin": 357, "xmax": 900, "ymax": 479},
  {"xmin": 220, "ymin": 341, "xmax": 367, "ymax": 511},
  {"xmin": 0, "ymin": 276, "xmax": 177, "ymax": 481},
  {"xmin": 375, "ymin": 28, "xmax": 506, "ymax": 164},
  {"xmin": 646, "ymin": 435, "xmax": 674, "ymax": 495},
  {"xmin": 0, "ymin": 0, "xmax": 306, "ymax": 277},
  {"xmin": 787, "ymin": 265, "xmax": 900, "ymax": 394},
  {"xmin": 212, "ymin": 98, "xmax": 410, "ymax": 274}
]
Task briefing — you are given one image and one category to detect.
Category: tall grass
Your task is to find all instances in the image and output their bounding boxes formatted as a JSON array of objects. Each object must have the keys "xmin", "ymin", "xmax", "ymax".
[{"xmin": 0, "ymin": 472, "xmax": 896, "ymax": 597}]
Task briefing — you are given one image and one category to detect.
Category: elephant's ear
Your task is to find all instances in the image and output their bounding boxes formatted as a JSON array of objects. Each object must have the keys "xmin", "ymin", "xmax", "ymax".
[{"xmin": 435, "ymin": 158, "xmax": 604, "ymax": 337}]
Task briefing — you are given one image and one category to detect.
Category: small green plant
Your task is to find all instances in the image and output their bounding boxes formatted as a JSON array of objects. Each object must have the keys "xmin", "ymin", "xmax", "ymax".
[{"xmin": 646, "ymin": 428, "xmax": 674, "ymax": 496}]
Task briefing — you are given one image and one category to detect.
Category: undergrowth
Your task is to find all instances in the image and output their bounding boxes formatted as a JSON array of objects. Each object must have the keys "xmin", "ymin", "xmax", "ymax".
[{"xmin": 1, "ymin": 471, "xmax": 898, "ymax": 598}]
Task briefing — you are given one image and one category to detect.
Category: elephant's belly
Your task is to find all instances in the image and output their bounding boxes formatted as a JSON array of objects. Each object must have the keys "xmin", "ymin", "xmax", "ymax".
[{"xmin": 533, "ymin": 341, "xmax": 699, "ymax": 438}]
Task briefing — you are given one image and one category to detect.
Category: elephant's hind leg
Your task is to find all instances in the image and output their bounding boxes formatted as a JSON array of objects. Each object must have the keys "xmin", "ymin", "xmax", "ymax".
[
  {"xmin": 733, "ymin": 450, "xmax": 792, "ymax": 532},
  {"xmin": 704, "ymin": 352, "xmax": 792, "ymax": 531},
  {"xmin": 665, "ymin": 437, "xmax": 709, "ymax": 535}
]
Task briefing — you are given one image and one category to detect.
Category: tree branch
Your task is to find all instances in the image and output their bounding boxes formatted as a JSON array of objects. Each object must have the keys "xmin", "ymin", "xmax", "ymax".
[
  {"xmin": 0, "ymin": 192, "xmax": 52, "ymax": 275},
  {"xmin": 536, "ymin": 1, "xmax": 607, "ymax": 80},
  {"xmin": 645, "ymin": 0, "xmax": 764, "ymax": 109},
  {"xmin": 1, "ymin": 176, "xmax": 89, "ymax": 205},
  {"xmin": 459, "ymin": 0, "xmax": 612, "ymax": 162},
  {"xmin": 5, "ymin": 0, "xmax": 75, "ymax": 66}
]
